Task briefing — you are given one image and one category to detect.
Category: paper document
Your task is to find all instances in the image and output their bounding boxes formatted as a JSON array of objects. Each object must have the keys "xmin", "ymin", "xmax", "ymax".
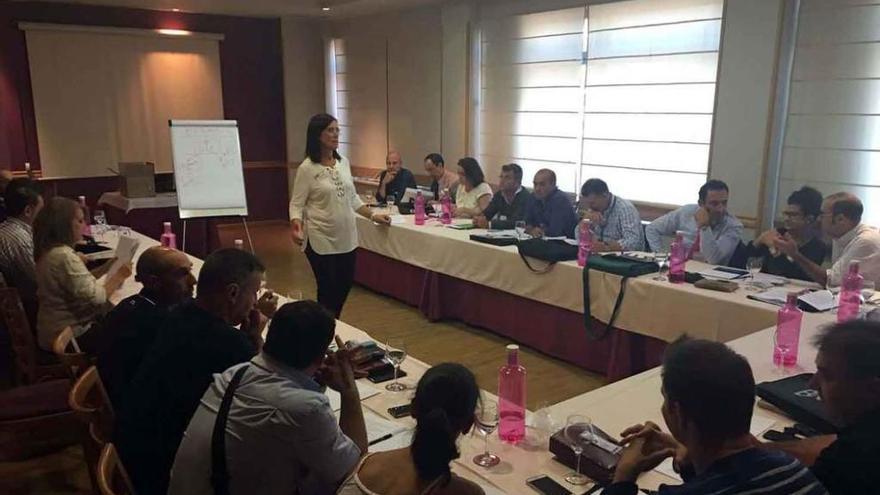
[
  {"xmin": 107, "ymin": 234, "xmax": 140, "ymax": 279},
  {"xmin": 389, "ymin": 215, "xmax": 407, "ymax": 225},
  {"xmin": 699, "ymin": 266, "xmax": 749, "ymax": 280},
  {"xmin": 483, "ymin": 230, "xmax": 518, "ymax": 238},
  {"xmin": 799, "ymin": 290, "xmax": 835, "ymax": 312},
  {"xmin": 326, "ymin": 380, "xmax": 381, "ymax": 412},
  {"xmin": 362, "ymin": 410, "xmax": 412, "ymax": 451},
  {"xmin": 748, "ymin": 287, "xmax": 791, "ymax": 306}
]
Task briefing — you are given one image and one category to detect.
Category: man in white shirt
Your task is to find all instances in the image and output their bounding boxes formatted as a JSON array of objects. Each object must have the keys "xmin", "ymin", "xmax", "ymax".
[{"xmin": 776, "ymin": 192, "xmax": 880, "ymax": 287}]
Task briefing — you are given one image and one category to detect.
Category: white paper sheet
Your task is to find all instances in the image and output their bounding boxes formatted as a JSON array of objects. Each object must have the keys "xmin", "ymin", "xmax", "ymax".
[
  {"xmin": 325, "ymin": 380, "xmax": 381, "ymax": 412},
  {"xmin": 107, "ymin": 234, "xmax": 140, "ymax": 280}
]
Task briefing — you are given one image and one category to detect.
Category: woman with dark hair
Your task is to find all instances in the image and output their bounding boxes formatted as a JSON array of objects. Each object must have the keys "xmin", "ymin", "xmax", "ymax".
[
  {"xmin": 743, "ymin": 186, "xmax": 827, "ymax": 280},
  {"xmin": 289, "ymin": 114, "xmax": 391, "ymax": 318},
  {"xmin": 337, "ymin": 363, "xmax": 485, "ymax": 495},
  {"xmin": 453, "ymin": 157, "xmax": 492, "ymax": 218},
  {"xmin": 34, "ymin": 196, "xmax": 132, "ymax": 351}
]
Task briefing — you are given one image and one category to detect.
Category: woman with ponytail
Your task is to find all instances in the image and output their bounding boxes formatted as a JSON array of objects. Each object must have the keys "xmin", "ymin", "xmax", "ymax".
[{"xmin": 337, "ymin": 363, "xmax": 485, "ymax": 495}]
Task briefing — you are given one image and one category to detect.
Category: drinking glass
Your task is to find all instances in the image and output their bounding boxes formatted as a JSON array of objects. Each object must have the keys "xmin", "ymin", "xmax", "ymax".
[
  {"xmin": 93, "ymin": 210, "xmax": 108, "ymax": 241},
  {"xmin": 653, "ymin": 253, "xmax": 670, "ymax": 281},
  {"xmin": 773, "ymin": 328, "xmax": 791, "ymax": 376},
  {"xmin": 746, "ymin": 257, "xmax": 763, "ymax": 290},
  {"xmin": 385, "ymin": 339, "xmax": 407, "ymax": 392},
  {"xmin": 564, "ymin": 414, "xmax": 594, "ymax": 485},
  {"xmin": 286, "ymin": 289, "xmax": 304, "ymax": 302},
  {"xmin": 472, "ymin": 400, "xmax": 501, "ymax": 467},
  {"xmin": 515, "ymin": 221, "xmax": 526, "ymax": 240}
]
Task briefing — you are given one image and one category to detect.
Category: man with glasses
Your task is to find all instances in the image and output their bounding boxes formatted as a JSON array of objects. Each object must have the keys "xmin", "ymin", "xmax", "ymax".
[{"xmin": 776, "ymin": 192, "xmax": 880, "ymax": 287}]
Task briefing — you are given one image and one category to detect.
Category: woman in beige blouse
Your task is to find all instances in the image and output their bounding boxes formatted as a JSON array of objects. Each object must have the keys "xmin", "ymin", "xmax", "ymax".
[
  {"xmin": 453, "ymin": 157, "xmax": 492, "ymax": 218},
  {"xmin": 337, "ymin": 363, "xmax": 484, "ymax": 495},
  {"xmin": 34, "ymin": 197, "xmax": 132, "ymax": 351}
]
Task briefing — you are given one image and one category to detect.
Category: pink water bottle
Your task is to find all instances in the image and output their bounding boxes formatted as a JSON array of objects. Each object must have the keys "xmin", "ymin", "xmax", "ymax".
[
  {"xmin": 577, "ymin": 220, "xmax": 592, "ymax": 267},
  {"xmin": 774, "ymin": 292, "xmax": 802, "ymax": 367},
  {"xmin": 668, "ymin": 231, "xmax": 686, "ymax": 284},
  {"xmin": 78, "ymin": 196, "xmax": 92, "ymax": 237},
  {"xmin": 440, "ymin": 190, "xmax": 452, "ymax": 225},
  {"xmin": 160, "ymin": 221, "xmax": 177, "ymax": 249},
  {"xmin": 498, "ymin": 344, "xmax": 526, "ymax": 444},
  {"xmin": 837, "ymin": 261, "xmax": 863, "ymax": 322},
  {"xmin": 414, "ymin": 191, "xmax": 426, "ymax": 226}
]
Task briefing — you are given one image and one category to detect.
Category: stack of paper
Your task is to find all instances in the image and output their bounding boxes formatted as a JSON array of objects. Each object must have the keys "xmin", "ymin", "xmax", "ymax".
[{"xmin": 326, "ymin": 381, "xmax": 381, "ymax": 412}]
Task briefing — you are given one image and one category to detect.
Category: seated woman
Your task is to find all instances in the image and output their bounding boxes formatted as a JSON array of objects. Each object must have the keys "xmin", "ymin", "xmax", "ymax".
[
  {"xmin": 338, "ymin": 363, "xmax": 484, "ymax": 495},
  {"xmin": 745, "ymin": 186, "xmax": 827, "ymax": 281},
  {"xmin": 34, "ymin": 197, "xmax": 132, "ymax": 352},
  {"xmin": 453, "ymin": 157, "xmax": 492, "ymax": 218}
]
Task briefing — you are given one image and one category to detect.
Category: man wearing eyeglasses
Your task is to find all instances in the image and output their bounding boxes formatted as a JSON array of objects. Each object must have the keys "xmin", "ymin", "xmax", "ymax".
[{"xmin": 775, "ymin": 192, "xmax": 880, "ymax": 287}]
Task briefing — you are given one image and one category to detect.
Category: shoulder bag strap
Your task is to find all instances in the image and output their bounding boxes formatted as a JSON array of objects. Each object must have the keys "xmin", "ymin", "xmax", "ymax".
[
  {"xmin": 583, "ymin": 265, "xmax": 631, "ymax": 341},
  {"xmin": 518, "ymin": 248, "xmax": 556, "ymax": 274},
  {"xmin": 211, "ymin": 365, "xmax": 249, "ymax": 495}
]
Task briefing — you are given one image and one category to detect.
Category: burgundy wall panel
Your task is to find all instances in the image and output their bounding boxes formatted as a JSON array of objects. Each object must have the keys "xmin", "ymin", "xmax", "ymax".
[{"xmin": 0, "ymin": 1, "xmax": 286, "ymax": 171}]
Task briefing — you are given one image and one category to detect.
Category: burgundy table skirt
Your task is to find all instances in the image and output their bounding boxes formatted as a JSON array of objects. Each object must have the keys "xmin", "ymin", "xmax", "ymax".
[{"xmin": 354, "ymin": 249, "xmax": 667, "ymax": 381}]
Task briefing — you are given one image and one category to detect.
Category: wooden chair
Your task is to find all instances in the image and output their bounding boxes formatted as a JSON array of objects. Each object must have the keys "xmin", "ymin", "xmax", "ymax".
[
  {"xmin": 97, "ymin": 443, "xmax": 136, "ymax": 495},
  {"xmin": 70, "ymin": 365, "xmax": 116, "ymax": 493},
  {"xmin": 0, "ymin": 287, "xmax": 65, "ymax": 385},
  {"xmin": 52, "ymin": 326, "xmax": 91, "ymax": 379}
]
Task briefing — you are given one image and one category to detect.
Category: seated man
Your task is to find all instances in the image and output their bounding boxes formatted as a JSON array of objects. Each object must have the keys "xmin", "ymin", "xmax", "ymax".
[
  {"xmin": 605, "ymin": 337, "xmax": 826, "ymax": 495},
  {"xmin": 95, "ymin": 246, "xmax": 196, "ymax": 409},
  {"xmin": 0, "ymin": 178, "xmax": 43, "ymax": 324},
  {"xmin": 375, "ymin": 150, "xmax": 417, "ymax": 204},
  {"xmin": 115, "ymin": 248, "xmax": 275, "ymax": 495},
  {"xmin": 775, "ymin": 192, "xmax": 880, "ymax": 287},
  {"xmin": 424, "ymin": 152, "xmax": 458, "ymax": 201},
  {"xmin": 524, "ymin": 169, "xmax": 578, "ymax": 238},
  {"xmin": 577, "ymin": 178, "xmax": 644, "ymax": 252},
  {"xmin": 169, "ymin": 301, "xmax": 366, "ymax": 495},
  {"xmin": 645, "ymin": 180, "xmax": 743, "ymax": 265},
  {"xmin": 764, "ymin": 320, "xmax": 880, "ymax": 494},
  {"xmin": 474, "ymin": 163, "xmax": 529, "ymax": 230}
]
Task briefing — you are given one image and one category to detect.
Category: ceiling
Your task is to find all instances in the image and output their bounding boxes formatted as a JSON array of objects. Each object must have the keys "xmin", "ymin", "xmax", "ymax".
[{"xmin": 25, "ymin": 0, "xmax": 446, "ymax": 18}]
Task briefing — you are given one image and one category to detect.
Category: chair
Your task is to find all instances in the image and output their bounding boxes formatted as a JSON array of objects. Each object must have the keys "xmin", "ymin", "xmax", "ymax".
[
  {"xmin": 97, "ymin": 443, "xmax": 136, "ymax": 495},
  {"xmin": 0, "ymin": 378, "xmax": 79, "ymax": 461},
  {"xmin": 52, "ymin": 326, "xmax": 91, "ymax": 379},
  {"xmin": 70, "ymin": 365, "xmax": 116, "ymax": 493},
  {"xmin": 0, "ymin": 287, "xmax": 65, "ymax": 385}
]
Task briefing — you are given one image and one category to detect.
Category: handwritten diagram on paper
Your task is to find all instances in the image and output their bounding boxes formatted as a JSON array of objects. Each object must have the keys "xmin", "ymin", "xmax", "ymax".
[{"xmin": 170, "ymin": 120, "xmax": 248, "ymax": 218}]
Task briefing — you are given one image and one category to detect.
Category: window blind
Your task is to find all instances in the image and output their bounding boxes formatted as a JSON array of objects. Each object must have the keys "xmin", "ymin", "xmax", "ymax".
[{"xmin": 778, "ymin": 0, "xmax": 880, "ymax": 226}]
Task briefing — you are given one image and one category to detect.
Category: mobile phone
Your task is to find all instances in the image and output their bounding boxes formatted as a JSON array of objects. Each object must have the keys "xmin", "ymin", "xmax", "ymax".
[
  {"xmin": 387, "ymin": 404, "xmax": 412, "ymax": 418},
  {"xmin": 526, "ymin": 475, "xmax": 573, "ymax": 495}
]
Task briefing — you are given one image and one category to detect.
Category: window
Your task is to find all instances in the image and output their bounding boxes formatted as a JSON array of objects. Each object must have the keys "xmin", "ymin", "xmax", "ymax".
[
  {"xmin": 477, "ymin": 0, "xmax": 724, "ymax": 205},
  {"xmin": 331, "ymin": 38, "xmax": 351, "ymax": 159},
  {"xmin": 775, "ymin": 0, "xmax": 880, "ymax": 226}
]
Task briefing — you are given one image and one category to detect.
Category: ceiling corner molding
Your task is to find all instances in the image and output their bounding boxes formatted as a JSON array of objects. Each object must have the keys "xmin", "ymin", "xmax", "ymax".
[{"xmin": 18, "ymin": 22, "xmax": 225, "ymax": 41}]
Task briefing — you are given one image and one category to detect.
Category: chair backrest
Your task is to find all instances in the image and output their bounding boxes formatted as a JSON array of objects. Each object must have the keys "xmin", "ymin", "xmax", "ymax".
[
  {"xmin": 0, "ymin": 287, "xmax": 36, "ymax": 384},
  {"xmin": 52, "ymin": 326, "xmax": 90, "ymax": 379},
  {"xmin": 69, "ymin": 365, "xmax": 115, "ymax": 445},
  {"xmin": 97, "ymin": 443, "xmax": 136, "ymax": 495}
]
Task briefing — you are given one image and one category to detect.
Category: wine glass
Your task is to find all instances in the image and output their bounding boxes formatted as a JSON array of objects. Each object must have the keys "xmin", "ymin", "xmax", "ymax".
[
  {"xmin": 773, "ymin": 329, "xmax": 791, "ymax": 376},
  {"xmin": 93, "ymin": 210, "xmax": 108, "ymax": 241},
  {"xmin": 746, "ymin": 257, "xmax": 763, "ymax": 290},
  {"xmin": 564, "ymin": 414, "xmax": 594, "ymax": 485},
  {"xmin": 472, "ymin": 400, "xmax": 501, "ymax": 467},
  {"xmin": 653, "ymin": 253, "xmax": 669, "ymax": 281},
  {"xmin": 385, "ymin": 339, "xmax": 407, "ymax": 392},
  {"xmin": 515, "ymin": 221, "xmax": 526, "ymax": 240}
]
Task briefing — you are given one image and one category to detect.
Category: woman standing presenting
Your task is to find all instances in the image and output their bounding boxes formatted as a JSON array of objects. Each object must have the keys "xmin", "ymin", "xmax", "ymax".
[{"xmin": 289, "ymin": 114, "xmax": 391, "ymax": 318}]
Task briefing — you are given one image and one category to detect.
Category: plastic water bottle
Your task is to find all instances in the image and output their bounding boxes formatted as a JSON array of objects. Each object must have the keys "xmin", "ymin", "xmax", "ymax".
[
  {"xmin": 774, "ymin": 292, "xmax": 802, "ymax": 367},
  {"xmin": 577, "ymin": 219, "xmax": 592, "ymax": 267},
  {"xmin": 498, "ymin": 344, "xmax": 526, "ymax": 444},
  {"xmin": 837, "ymin": 261, "xmax": 863, "ymax": 322},
  {"xmin": 414, "ymin": 191, "xmax": 426, "ymax": 226},
  {"xmin": 440, "ymin": 190, "xmax": 452, "ymax": 225},
  {"xmin": 234, "ymin": 239, "xmax": 244, "ymax": 250},
  {"xmin": 78, "ymin": 196, "xmax": 92, "ymax": 237},
  {"xmin": 160, "ymin": 222, "xmax": 177, "ymax": 249},
  {"xmin": 668, "ymin": 230, "xmax": 686, "ymax": 284}
]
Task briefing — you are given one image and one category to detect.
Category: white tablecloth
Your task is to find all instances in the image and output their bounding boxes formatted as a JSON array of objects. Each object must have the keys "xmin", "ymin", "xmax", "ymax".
[{"xmin": 97, "ymin": 191, "xmax": 178, "ymax": 213}]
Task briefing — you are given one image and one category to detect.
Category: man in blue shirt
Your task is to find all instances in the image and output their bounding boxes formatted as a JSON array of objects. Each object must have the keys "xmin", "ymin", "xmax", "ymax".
[
  {"xmin": 604, "ymin": 338, "xmax": 827, "ymax": 495},
  {"xmin": 645, "ymin": 180, "xmax": 743, "ymax": 265},
  {"xmin": 524, "ymin": 169, "xmax": 577, "ymax": 238}
]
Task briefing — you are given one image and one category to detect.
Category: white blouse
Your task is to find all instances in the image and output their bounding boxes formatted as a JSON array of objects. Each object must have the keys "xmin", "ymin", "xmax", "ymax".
[
  {"xmin": 455, "ymin": 182, "xmax": 493, "ymax": 211},
  {"xmin": 289, "ymin": 156, "xmax": 365, "ymax": 255}
]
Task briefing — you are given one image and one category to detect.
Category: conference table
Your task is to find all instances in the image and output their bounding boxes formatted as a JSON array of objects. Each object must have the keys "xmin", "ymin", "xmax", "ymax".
[
  {"xmin": 354, "ymin": 215, "xmax": 818, "ymax": 380},
  {"xmin": 105, "ymin": 227, "xmax": 837, "ymax": 495}
]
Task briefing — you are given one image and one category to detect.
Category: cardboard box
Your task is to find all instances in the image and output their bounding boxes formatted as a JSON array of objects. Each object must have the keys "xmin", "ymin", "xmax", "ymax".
[{"xmin": 118, "ymin": 162, "xmax": 156, "ymax": 198}]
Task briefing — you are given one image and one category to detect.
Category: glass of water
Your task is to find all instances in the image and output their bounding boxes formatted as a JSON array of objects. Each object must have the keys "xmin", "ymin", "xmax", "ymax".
[
  {"xmin": 472, "ymin": 399, "xmax": 501, "ymax": 467},
  {"xmin": 653, "ymin": 253, "xmax": 670, "ymax": 281},
  {"xmin": 93, "ymin": 210, "xmax": 108, "ymax": 241},
  {"xmin": 515, "ymin": 221, "xmax": 526, "ymax": 240},
  {"xmin": 385, "ymin": 338, "xmax": 407, "ymax": 392},
  {"xmin": 746, "ymin": 257, "xmax": 763, "ymax": 290}
]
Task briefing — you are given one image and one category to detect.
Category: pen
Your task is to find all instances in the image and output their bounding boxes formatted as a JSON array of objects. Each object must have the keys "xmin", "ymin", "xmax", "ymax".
[{"xmin": 368, "ymin": 433, "xmax": 393, "ymax": 446}]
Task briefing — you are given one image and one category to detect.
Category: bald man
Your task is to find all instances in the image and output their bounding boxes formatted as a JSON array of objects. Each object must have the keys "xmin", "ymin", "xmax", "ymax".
[
  {"xmin": 776, "ymin": 192, "xmax": 880, "ymax": 287},
  {"xmin": 376, "ymin": 150, "xmax": 417, "ymax": 204},
  {"xmin": 96, "ymin": 246, "xmax": 196, "ymax": 408},
  {"xmin": 524, "ymin": 169, "xmax": 578, "ymax": 238}
]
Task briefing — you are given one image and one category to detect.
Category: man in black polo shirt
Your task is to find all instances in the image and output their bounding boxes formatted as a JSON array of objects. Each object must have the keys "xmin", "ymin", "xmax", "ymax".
[
  {"xmin": 115, "ymin": 248, "xmax": 275, "ymax": 495},
  {"xmin": 474, "ymin": 163, "xmax": 530, "ymax": 230},
  {"xmin": 375, "ymin": 150, "xmax": 417, "ymax": 204},
  {"xmin": 95, "ymin": 246, "xmax": 196, "ymax": 409},
  {"xmin": 765, "ymin": 320, "xmax": 880, "ymax": 494}
]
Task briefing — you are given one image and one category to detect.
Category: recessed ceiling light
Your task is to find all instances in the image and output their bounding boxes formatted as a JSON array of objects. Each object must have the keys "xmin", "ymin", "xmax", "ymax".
[{"xmin": 322, "ymin": 6, "xmax": 331, "ymax": 11}]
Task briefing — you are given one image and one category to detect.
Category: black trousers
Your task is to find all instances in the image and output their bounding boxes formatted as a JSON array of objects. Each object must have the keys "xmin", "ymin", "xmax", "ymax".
[{"xmin": 304, "ymin": 243, "xmax": 357, "ymax": 318}]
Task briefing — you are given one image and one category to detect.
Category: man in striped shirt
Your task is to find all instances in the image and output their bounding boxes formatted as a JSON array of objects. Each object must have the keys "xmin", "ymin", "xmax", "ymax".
[
  {"xmin": 603, "ymin": 338, "xmax": 827, "ymax": 495},
  {"xmin": 0, "ymin": 178, "xmax": 43, "ymax": 324}
]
